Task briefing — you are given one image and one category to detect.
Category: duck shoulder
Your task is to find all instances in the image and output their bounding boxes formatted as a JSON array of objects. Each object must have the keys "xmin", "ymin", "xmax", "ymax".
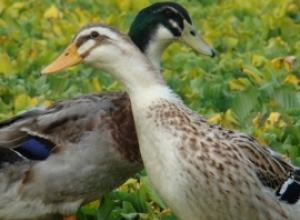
[{"xmin": 0, "ymin": 91, "xmax": 140, "ymax": 163}]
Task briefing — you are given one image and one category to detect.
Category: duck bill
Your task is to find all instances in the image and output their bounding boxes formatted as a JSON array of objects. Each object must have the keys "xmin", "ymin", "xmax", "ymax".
[
  {"xmin": 181, "ymin": 20, "xmax": 215, "ymax": 57},
  {"xmin": 41, "ymin": 42, "xmax": 82, "ymax": 75}
]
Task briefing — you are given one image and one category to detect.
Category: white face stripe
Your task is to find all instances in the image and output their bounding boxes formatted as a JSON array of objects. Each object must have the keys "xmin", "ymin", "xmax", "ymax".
[
  {"xmin": 154, "ymin": 6, "xmax": 186, "ymax": 36},
  {"xmin": 74, "ymin": 26, "xmax": 121, "ymax": 56},
  {"xmin": 156, "ymin": 24, "xmax": 175, "ymax": 40},
  {"xmin": 169, "ymin": 19, "xmax": 182, "ymax": 33},
  {"xmin": 75, "ymin": 26, "xmax": 120, "ymax": 42},
  {"xmin": 77, "ymin": 39, "xmax": 96, "ymax": 56},
  {"xmin": 154, "ymin": 6, "xmax": 182, "ymax": 18}
]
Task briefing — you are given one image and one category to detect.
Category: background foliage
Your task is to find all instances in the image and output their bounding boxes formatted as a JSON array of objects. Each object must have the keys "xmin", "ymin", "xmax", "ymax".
[{"xmin": 0, "ymin": 0, "xmax": 300, "ymax": 219}]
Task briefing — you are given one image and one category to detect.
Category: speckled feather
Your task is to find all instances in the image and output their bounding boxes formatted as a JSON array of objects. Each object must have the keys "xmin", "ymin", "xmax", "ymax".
[
  {"xmin": 133, "ymin": 98, "xmax": 300, "ymax": 220},
  {"xmin": 144, "ymin": 97, "xmax": 300, "ymax": 194}
]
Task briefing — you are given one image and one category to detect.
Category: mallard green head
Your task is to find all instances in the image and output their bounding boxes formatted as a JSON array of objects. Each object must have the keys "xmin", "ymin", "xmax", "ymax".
[{"xmin": 128, "ymin": 2, "xmax": 215, "ymax": 69}]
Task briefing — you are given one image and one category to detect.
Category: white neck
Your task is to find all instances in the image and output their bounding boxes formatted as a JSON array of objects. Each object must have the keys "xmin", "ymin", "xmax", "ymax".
[
  {"xmin": 144, "ymin": 39, "xmax": 172, "ymax": 71},
  {"xmin": 93, "ymin": 47, "xmax": 171, "ymax": 97},
  {"xmin": 143, "ymin": 26, "xmax": 175, "ymax": 71}
]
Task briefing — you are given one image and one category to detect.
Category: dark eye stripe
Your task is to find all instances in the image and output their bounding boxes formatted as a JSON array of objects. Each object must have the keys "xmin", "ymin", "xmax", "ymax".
[
  {"xmin": 75, "ymin": 35, "xmax": 89, "ymax": 48},
  {"xmin": 168, "ymin": 20, "xmax": 182, "ymax": 36},
  {"xmin": 77, "ymin": 36, "xmax": 109, "ymax": 59}
]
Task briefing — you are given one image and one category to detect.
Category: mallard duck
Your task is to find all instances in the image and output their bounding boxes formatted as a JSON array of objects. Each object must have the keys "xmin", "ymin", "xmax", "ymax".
[
  {"xmin": 0, "ymin": 3, "xmax": 214, "ymax": 220},
  {"xmin": 42, "ymin": 23, "xmax": 300, "ymax": 219}
]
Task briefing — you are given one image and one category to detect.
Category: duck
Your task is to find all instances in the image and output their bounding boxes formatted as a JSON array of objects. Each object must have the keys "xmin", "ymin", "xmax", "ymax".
[
  {"xmin": 0, "ymin": 2, "xmax": 214, "ymax": 220},
  {"xmin": 41, "ymin": 23, "xmax": 300, "ymax": 220}
]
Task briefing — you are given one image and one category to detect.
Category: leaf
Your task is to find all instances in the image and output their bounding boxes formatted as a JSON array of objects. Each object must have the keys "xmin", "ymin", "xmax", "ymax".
[
  {"xmin": 242, "ymin": 65, "xmax": 265, "ymax": 86},
  {"xmin": 252, "ymin": 112, "xmax": 262, "ymax": 127},
  {"xmin": 97, "ymin": 196, "xmax": 116, "ymax": 220},
  {"xmin": 0, "ymin": 1, "xmax": 6, "ymax": 15},
  {"xmin": 80, "ymin": 200, "xmax": 100, "ymax": 217},
  {"xmin": 44, "ymin": 5, "xmax": 62, "ymax": 19},
  {"xmin": 223, "ymin": 109, "xmax": 241, "ymax": 128},
  {"xmin": 119, "ymin": 178, "xmax": 139, "ymax": 193},
  {"xmin": 117, "ymin": 0, "xmax": 131, "ymax": 12},
  {"xmin": 286, "ymin": 3, "xmax": 298, "ymax": 16},
  {"xmin": 272, "ymin": 86, "xmax": 299, "ymax": 109},
  {"xmin": 105, "ymin": 14, "xmax": 117, "ymax": 25},
  {"xmin": 251, "ymin": 54, "xmax": 268, "ymax": 68},
  {"xmin": 271, "ymin": 56, "xmax": 297, "ymax": 70},
  {"xmin": 0, "ymin": 52, "xmax": 13, "ymax": 75},
  {"xmin": 208, "ymin": 113, "xmax": 222, "ymax": 125},
  {"xmin": 76, "ymin": 209, "xmax": 88, "ymax": 220},
  {"xmin": 288, "ymin": 145, "xmax": 299, "ymax": 163},
  {"xmin": 42, "ymin": 100, "xmax": 52, "ymax": 107},
  {"xmin": 92, "ymin": 78, "xmax": 101, "ymax": 92},
  {"xmin": 140, "ymin": 176, "xmax": 167, "ymax": 209},
  {"xmin": 264, "ymin": 112, "xmax": 281, "ymax": 129},
  {"xmin": 224, "ymin": 36, "xmax": 239, "ymax": 50},
  {"xmin": 229, "ymin": 78, "xmax": 251, "ymax": 90},
  {"xmin": 132, "ymin": 0, "xmax": 151, "ymax": 11},
  {"xmin": 282, "ymin": 125, "xmax": 300, "ymax": 143},
  {"xmin": 282, "ymin": 74, "xmax": 299, "ymax": 87},
  {"xmin": 14, "ymin": 94, "xmax": 38, "ymax": 113},
  {"xmin": 120, "ymin": 213, "xmax": 139, "ymax": 220},
  {"xmin": 230, "ymin": 87, "xmax": 259, "ymax": 120}
]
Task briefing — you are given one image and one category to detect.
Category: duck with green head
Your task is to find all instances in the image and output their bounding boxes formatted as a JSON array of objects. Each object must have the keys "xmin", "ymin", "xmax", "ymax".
[{"xmin": 0, "ymin": 2, "xmax": 214, "ymax": 220}]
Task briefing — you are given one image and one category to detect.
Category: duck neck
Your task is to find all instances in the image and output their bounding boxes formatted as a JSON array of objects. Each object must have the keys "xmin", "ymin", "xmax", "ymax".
[
  {"xmin": 98, "ymin": 50, "xmax": 167, "ymax": 96},
  {"xmin": 129, "ymin": 25, "xmax": 173, "ymax": 71},
  {"xmin": 143, "ymin": 39, "xmax": 172, "ymax": 71}
]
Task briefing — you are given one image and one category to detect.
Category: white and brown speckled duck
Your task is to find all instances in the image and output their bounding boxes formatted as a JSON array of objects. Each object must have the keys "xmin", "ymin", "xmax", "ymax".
[
  {"xmin": 0, "ymin": 2, "xmax": 214, "ymax": 220},
  {"xmin": 42, "ymin": 22, "xmax": 300, "ymax": 220}
]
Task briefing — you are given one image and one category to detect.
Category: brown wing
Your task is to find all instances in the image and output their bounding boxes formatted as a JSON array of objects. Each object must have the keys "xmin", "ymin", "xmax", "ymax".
[
  {"xmin": 217, "ymin": 127, "xmax": 297, "ymax": 190},
  {"xmin": 0, "ymin": 91, "xmax": 140, "ymax": 162}
]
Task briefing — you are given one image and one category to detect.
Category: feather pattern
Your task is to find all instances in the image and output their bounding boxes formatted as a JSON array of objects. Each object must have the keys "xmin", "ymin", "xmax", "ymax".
[
  {"xmin": 45, "ymin": 23, "xmax": 300, "ymax": 219},
  {"xmin": 215, "ymin": 127, "xmax": 300, "ymax": 201},
  {"xmin": 132, "ymin": 97, "xmax": 300, "ymax": 219},
  {"xmin": 0, "ymin": 92, "xmax": 142, "ymax": 219}
]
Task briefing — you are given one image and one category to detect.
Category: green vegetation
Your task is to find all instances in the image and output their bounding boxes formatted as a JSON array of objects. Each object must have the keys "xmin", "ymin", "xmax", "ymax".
[{"xmin": 0, "ymin": 0, "xmax": 299, "ymax": 219}]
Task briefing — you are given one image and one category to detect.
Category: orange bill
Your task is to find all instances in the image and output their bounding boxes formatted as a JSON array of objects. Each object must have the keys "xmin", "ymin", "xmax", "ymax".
[
  {"xmin": 41, "ymin": 42, "xmax": 82, "ymax": 75},
  {"xmin": 62, "ymin": 215, "xmax": 76, "ymax": 220}
]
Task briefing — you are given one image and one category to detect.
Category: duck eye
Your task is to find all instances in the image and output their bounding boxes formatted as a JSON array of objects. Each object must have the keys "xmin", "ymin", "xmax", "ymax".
[
  {"xmin": 90, "ymin": 31, "xmax": 99, "ymax": 39},
  {"xmin": 163, "ymin": 9, "xmax": 175, "ymax": 18}
]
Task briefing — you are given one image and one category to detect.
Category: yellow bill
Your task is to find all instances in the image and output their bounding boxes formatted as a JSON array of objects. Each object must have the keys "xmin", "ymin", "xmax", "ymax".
[
  {"xmin": 41, "ymin": 42, "xmax": 82, "ymax": 75},
  {"xmin": 181, "ymin": 20, "xmax": 215, "ymax": 57}
]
